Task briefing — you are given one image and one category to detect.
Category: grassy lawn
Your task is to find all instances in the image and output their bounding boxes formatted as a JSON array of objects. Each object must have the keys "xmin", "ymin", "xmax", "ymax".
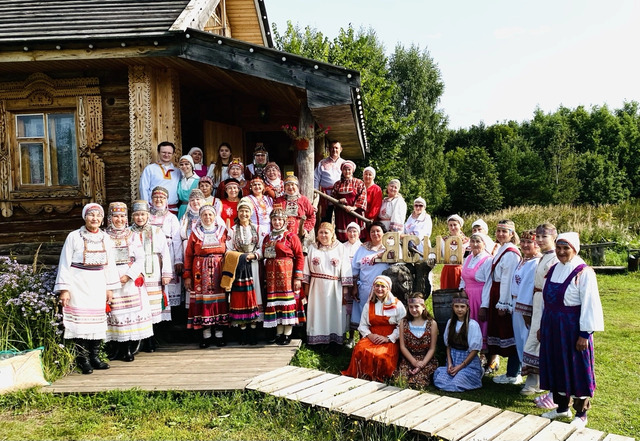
[{"xmin": 0, "ymin": 271, "xmax": 637, "ymax": 440}]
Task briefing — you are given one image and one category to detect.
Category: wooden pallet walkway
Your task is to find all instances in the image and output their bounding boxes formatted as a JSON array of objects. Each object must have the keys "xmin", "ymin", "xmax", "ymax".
[
  {"xmin": 246, "ymin": 366, "xmax": 635, "ymax": 441},
  {"xmin": 45, "ymin": 341, "xmax": 300, "ymax": 393}
]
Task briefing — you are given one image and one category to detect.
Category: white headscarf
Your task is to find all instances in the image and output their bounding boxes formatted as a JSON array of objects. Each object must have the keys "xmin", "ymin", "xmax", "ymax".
[{"xmin": 556, "ymin": 232, "xmax": 580, "ymax": 254}]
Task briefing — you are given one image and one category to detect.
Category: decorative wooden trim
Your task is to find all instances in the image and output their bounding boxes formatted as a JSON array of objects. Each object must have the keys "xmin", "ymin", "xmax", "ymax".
[
  {"xmin": 0, "ymin": 72, "xmax": 100, "ymax": 102},
  {"xmin": 0, "ymin": 73, "xmax": 105, "ymax": 217},
  {"xmin": 0, "ymin": 100, "xmax": 12, "ymax": 217},
  {"xmin": 90, "ymin": 152, "xmax": 106, "ymax": 205},
  {"xmin": 170, "ymin": 0, "xmax": 221, "ymax": 32},
  {"xmin": 128, "ymin": 65, "xmax": 153, "ymax": 202}
]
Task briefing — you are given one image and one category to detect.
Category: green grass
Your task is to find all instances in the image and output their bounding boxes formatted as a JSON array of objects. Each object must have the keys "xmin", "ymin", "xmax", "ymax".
[{"xmin": 0, "ymin": 271, "xmax": 637, "ymax": 439}]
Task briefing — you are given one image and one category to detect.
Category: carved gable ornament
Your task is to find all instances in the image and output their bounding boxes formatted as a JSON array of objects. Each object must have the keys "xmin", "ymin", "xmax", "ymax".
[{"xmin": 0, "ymin": 73, "xmax": 105, "ymax": 217}]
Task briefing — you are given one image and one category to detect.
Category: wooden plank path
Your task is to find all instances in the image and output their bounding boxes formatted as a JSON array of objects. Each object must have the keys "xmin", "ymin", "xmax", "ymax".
[
  {"xmin": 246, "ymin": 366, "xmax": 635, "ymax": 441},
  {"xmin": 45, "ymin": 341, "xmax": 300, "ymax": 393}
]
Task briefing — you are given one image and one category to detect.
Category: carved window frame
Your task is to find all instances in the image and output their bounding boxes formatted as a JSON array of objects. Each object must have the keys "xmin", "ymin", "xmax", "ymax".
[{"xmin": 0, "ymin": 73, "xmax": 105, "ymax": 217}]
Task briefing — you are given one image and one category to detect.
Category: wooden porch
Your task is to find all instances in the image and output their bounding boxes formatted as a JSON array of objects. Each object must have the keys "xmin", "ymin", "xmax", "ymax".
[{"xmin": 45, "ymin": 341, "xmax": 301, "ymax": 393}]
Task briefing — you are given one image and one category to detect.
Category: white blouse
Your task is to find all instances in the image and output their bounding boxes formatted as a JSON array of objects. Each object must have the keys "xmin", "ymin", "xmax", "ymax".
[
  {"xmin": 358, "ymin": 297, "xmax": 407, "ymax": 343},
  {"xmin": 481, "ymin": 243, "xmax": 520, "ymax": 310},
  {"xmin": 443, "ymin": 318, "xmax": 483, "ymax": 351},
  {"xmin": 547, "ymin": 256, "xmax": 605, "ymax": 333}
]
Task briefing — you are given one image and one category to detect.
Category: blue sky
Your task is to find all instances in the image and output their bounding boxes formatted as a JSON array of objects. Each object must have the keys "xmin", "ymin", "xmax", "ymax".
[{"xmin": 265, "ymin": 0, "xmax": 640, "ymax": 129}]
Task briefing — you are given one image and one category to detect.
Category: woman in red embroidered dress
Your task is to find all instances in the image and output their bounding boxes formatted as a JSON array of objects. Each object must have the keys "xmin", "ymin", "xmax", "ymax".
[
  {"xmin": 332, "ymin": 160, "xmax": 367, "ymax": 242},
  {"xmin": 342, "ymin": 275, "xmax": 407, "ymax": 382},
  {"xmin": 262, "ymin": 208, "xmax": 305, "ymax": 345},
  {"xmin": 183, "ymin": 204, "xmax": 229, "ymax": 348}
]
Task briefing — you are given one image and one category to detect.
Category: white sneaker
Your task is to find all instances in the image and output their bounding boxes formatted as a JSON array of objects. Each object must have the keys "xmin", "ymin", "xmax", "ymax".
[
  {"xmin": 493, "ymin": 374, "xmax": 523, "ymax": 384},
  {"xmin": 541, "ymin": 408, "xmax": 572, "ymax": 419},
  {"xmin": 520, "ymin": 385, "xmax": 543, "ymax": 395},
  {"xmin": 571, "ymin": 415, "xmax": 588, "ymax": 429}
]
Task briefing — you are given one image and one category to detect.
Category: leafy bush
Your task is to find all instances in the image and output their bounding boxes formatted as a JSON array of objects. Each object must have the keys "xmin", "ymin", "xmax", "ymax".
[{"xmin": 0, "ymin": 256, "xmax": 74, "ymax": 380}]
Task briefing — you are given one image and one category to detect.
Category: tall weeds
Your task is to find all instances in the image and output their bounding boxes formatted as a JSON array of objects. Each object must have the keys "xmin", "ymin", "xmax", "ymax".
[{"xmin": 433, "ymin": 200, "xmax": 640, "ymax": 245}]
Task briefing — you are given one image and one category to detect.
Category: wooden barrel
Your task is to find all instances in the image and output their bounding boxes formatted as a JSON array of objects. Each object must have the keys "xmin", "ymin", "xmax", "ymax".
[{"xmin": 431, "ymin": 289, "xmax": 461, "ymax": 346}]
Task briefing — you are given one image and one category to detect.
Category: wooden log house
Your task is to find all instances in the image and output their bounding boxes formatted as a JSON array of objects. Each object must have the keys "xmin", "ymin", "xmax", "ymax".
[{"xmin": 0, "ymin": 0, "xmax": 367, "ymax": 262}]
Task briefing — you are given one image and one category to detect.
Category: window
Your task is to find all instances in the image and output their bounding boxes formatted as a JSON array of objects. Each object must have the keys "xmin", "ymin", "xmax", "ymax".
[{"xmin": 15, "ymin": 112, "xmax": 79, "ymax": 187}]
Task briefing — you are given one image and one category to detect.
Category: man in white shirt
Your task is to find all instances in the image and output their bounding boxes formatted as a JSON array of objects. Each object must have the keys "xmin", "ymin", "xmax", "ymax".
[
  {"xmin": 314, "ymin": 140, "xmax": 345, "ymax": 223},
  {"xmin": 139, "ymin": 141, "xmax": 181, "ymax": 214}
]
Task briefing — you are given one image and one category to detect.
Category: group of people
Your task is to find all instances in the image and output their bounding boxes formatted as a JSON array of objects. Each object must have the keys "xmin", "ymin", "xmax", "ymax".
[
  {"xmin": 54, "ymin": 139, "xmax": 604, "ymax": 429},
  {"xmin": 341, "ymin": 215, "xmax": 604, "ymax": 429}
]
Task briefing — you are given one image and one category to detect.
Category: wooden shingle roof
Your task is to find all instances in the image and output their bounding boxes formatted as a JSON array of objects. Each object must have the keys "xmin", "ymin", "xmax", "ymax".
[{"xmin": 0, "ymin": 0, "xmax": 193, "ymax": 42}]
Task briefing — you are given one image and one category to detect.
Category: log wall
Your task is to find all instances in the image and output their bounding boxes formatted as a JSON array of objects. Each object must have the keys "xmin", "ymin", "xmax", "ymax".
[{"xmin": 0, "ymin": 68, "xmax": 132, "ymax": 263}]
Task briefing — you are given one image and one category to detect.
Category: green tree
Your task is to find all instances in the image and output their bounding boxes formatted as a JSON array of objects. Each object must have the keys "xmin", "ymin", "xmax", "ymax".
[
  {"xmin": 445, "ymin": 146, "xmax": 503, "ymax": 213},
  {"xmin": 387, "ymin": 45, "xmax": 448, "ymax": 211},
  {"xmin": 576, "ymin": 152, "xmax": 629, "ymax": 204}
]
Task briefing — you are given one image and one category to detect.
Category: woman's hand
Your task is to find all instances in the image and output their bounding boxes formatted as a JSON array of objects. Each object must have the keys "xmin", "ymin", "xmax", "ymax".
[
  {"xmin": 478, "ymin": 307, "xmax": 488, "ymax": 322},
  {"xmin": 120, "ymin": 275, "xmax": 130, "ymax": 284},
  {"xmin": 576, "ymin": 336, "xmax": 589, "ymax": 351},
  {"xmin": 293, "ymin": 280, "xmax": 302, "ymax": 291},
  {"xmin": 351, "ymin": 285, "xmax": 359, "ymax": 301},
  {"xmin": 59, "ymin": 290, "xmax": 70, "ymax": 307},
  {"xmin": 184, "ymin": 277, "xmax": 192, "ymax": 291},
  {"xmin": 106, "ymin": 290, "xmax": 113, "ymax": 304},
  {"xmin": 161, "ymin": 277, "xmax": 172, "ymax": 286},
  {"xmin": 367, "ymin": 333, "xmax": 390, "ymax": 345}
]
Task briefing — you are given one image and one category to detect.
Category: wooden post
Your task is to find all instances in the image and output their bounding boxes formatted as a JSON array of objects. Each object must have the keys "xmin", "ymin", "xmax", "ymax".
[{"xmin": 297, "ymin": 104, "xmax": 315, "ymax": 200}]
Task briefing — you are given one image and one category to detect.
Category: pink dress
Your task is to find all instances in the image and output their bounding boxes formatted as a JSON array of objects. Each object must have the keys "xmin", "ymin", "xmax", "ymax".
[{"xmin": 461, "ymin": 253, "xmax": 491, "ymax": 350}]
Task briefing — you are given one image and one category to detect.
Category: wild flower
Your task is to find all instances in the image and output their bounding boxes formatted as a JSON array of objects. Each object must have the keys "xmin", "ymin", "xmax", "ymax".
[{"xmin": 0, "ymin": 255, "xmax": 74, "ymax": 380}]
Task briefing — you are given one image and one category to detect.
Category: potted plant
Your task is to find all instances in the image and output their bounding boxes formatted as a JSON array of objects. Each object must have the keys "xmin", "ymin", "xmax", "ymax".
[{"xmin": 281, "ymin": 123, "xmax": 331, "ymax": 150}]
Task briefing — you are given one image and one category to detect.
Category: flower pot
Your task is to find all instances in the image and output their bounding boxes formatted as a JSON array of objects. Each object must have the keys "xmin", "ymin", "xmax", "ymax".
[{"xmin": 295, "ymin": 139, "xmax": 310, "ymax": 150}]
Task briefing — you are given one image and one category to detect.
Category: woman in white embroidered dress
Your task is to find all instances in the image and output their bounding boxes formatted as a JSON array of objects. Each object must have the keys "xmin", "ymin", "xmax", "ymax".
[
  {"xmin": 303, "ymin": 222, "xmax": 352, "ymax": 352},
  {"xmin": 105, "ymin": 202, "xmax": 153, "ymax": 362},
  {"xmin": 342, "ymin": 222, "xmax": 362, "ymax": 347},
  {"xmin": 130, "ymin": 200, "xmax": 173, "ymax": 352},
  {"xmin": 480, "ymin": 219, "xmax": 521, "ymax": 377},
  {"xmin": 149, "ymin": 186, "xmax": 184, "ymax": 309},
  {"xmin": 55, "ymin": 203, "xmax": 120, "ymax": 374}
]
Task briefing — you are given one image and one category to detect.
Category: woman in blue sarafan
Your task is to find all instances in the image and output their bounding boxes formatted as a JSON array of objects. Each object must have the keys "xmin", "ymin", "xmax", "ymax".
[{"xmin": 539, "ymin": 232, "xmax": 604, "ymax": 429}]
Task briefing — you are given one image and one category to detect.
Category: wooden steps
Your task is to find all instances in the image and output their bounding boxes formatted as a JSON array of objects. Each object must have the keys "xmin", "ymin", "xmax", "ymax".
[{"xmin": 246, "ymin": 366, "xmax": 636, "ymax": 441}]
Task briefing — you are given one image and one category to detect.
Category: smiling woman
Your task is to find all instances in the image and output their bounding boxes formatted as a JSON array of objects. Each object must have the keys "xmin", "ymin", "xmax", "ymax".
[{"xmin": 54, "ymin": 203, "xmax": 121, "ymax": 374}]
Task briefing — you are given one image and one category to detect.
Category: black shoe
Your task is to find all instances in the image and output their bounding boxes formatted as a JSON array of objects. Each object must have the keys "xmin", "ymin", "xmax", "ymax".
[
  {"xmin": 76, "ymin": 356, "xmax": 93, "ymax": 375},
  {"xmin": 215, "ymin": 336, "xmax": 226, "ymax": 347},
  {"xmin": 199, "ymin": 338, "xmax": 211, "ymax": 349},
  {"xmin": 277, "ymin": 335, "xmax": 291, "ymax": 346},
  {"xmin": 119, "ymin": 342, "xmax": 134, "ymax": 362},
  {"xmin": 105, "ymin": 341, "xmax": 120, "ymax": 361},
  {"xmin": 239, "ymin": 329, "xmax": 247, "ymax": 346},
  {"xmin": 248, "ymin": 327, "xmax": 258, "ymax": 345},
  {"xmin": 142, "ymin": 337, "xmax": 157, "ymax": 353},
  {"xmin": 88, "ymin": 340, "xmax": 110, "ymax": 370}
]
